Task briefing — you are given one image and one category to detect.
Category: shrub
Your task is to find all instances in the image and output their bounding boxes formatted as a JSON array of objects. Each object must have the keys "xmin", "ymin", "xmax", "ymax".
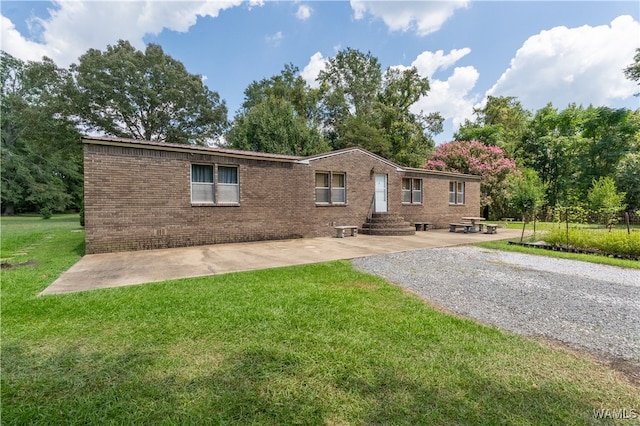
[
  {"xmin": 543, "ymin": 228, "xmax": 640, "ymax": 257},
  {"xmin": 40, "ymin": 207, "xmax": 53, "ymax": 220},
  {"xmin": 587, "ymin": 177, "xmax": 626, "ymax": 231}
]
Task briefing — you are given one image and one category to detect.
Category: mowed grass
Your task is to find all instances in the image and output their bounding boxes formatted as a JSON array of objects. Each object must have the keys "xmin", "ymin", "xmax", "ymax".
[{"xmin": 2, "ymin": 216, "xmax": 639, "ymax": 424}]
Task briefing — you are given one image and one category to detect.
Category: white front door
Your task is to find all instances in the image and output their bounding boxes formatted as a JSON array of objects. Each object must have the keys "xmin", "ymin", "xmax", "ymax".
[{"xmin": 375, "ymin": 174, "xmax": 387, "ymax": 212}]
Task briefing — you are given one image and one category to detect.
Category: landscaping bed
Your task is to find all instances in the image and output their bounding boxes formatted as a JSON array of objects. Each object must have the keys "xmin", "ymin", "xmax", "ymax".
[{"xmin": 507, "ymin": 240, "xmax": 640, "ymax": 261}]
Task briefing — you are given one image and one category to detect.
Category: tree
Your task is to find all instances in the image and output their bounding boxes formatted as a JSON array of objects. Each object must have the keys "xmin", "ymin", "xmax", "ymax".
[
  {"xmin": 425, "ymin": 140, "xmax": 517, "ymax": 218},
  {"xmin": 507, "ymin": 169, "xmax": 546, "ymax": 241},
  {"xmin": 241, "ymin": 64, "xmax": 323, "ymax": 126},
  {"xmin": 615, "ymin": 152, "xmax": 640, "ymax": 211},
  {"xmin": 227, "ymin": 65, "xmax": 329, "ymax": 156},
  {"xmin": 578, "ymin": 106, "xmax": 637, "ymax": 192},
  {"xmin": 519, "ymin": 104, "xmax": 638, "ymax": 209},
  {"xmin": 318, "ymin": 48, "xmax": 382, "ymax": 121},
  {"xmin": 378, "ymin": 67, "xmax": 441, "ymax": 167},
  {"xmin": 455, "ymin": 96, "xmax": 530, "ymax": 158},
  {"xmin": 519, "ymin": 103, "xmax": 585, "ymax": 207},
  {"xmin": 226, "ymin": 96, "xmax": 329, "ymax": 156},
  {"xmin": 72, "ymin": 40, "xmax": 228, "ymax": 145},
  {"xmin": 1, "ymin": 51, "xmax": 82, "ymax": 215},
  {"xmin": 317, "ymin": 48, "xmax": 439, "ymax": 166},
  {"xmin": 587, "ymin": 177, "xmax": 626, "ymax": 231},
  {"xmin": 624, "ymin": 48, "xmax": 640, "ymax": 95}
]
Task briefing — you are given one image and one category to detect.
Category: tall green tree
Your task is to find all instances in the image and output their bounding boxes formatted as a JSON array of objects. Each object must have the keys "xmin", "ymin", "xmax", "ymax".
[
  {"xmin": 378, "ymin": 67, "xmax": 442, "ymax": 167},
  {"xmin": 624, "ymin": 48, "xmax": 640, "ymax": 95},
  {"xmin": 241, "ymin": 64, "xmax": 323, "ymax": 126},
  {"xmin": 72, "ymin": 40, "xmax": 228, "ymax": 145},
  {"xmin": 615, "ymin": 152, "xmax": 640, "ymax": 210},
  {"xmin": 519, "ymin": 104, "xmax": 638, "ymax": 209},
  {"xmin": 587, "ymin": 177, "xmax": 626, "ymax": 230},
  {"xmin": 1, "ymin": 52, "xmax": 82, "ymax": 215},
  {"xmin": 579, "ymin": 106, "xmax": 636, "ymax": 192},
  {"xmin": 227, "ymin": 65, "xmax": 328, "ymax": 155},
  {"xmin": 507, "ymin": 168, "xmax": 546, "ymax": 241},
  {"xmin": 226, "ymin": 96, "xmax": 329, "ymax": 156},
  {"xmin": 318, "ymin": 48, "xmax": 440, "ymax": 166},
  {"xmin": 519, "ymin": 103, "xmax": 585, "ymax": 206},
  {"xmin": 455, "ymin": 96, "xmax": 530, "ymax": 158}
]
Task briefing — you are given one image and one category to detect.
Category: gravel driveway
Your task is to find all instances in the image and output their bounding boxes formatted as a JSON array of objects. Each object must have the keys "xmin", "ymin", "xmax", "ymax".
[{"xmin": 352, "ymin": 246, "xmax": 640, "ymax": 367}]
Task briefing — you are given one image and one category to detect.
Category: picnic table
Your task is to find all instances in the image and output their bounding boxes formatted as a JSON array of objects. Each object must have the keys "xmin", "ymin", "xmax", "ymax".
[{"xmin": 461, "ymin": 216, "xmax": 485, "ymax": 233}]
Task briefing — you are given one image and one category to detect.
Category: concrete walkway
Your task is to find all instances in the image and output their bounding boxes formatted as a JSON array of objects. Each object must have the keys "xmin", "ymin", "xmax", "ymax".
[{"xmin": 41, "ymin": 228, "xmax": 525, "ymax": 295}]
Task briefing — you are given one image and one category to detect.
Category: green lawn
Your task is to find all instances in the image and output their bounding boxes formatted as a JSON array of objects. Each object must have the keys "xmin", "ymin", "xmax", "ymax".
[{"xmin": 2, "ymin": 215, "xmax": 638, "ymax": 424}]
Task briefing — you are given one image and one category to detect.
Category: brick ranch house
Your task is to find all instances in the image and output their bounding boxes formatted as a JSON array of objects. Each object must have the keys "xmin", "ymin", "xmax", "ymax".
[{"xmin": 83, "ymin": 136, "xmax": 481, "ymax": 254}]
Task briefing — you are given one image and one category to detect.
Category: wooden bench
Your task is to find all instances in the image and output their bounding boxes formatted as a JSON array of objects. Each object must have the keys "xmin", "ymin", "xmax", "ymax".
[
  {"xmin": 485, "ymin": 224, "xmax": 498, "ymax": 234},
  {"xmin": 413, "ymin": 222, "xmax": 433, "ymax": 231},
  {"xmin": 334, "ymin": 225, "xmax": 358, "ymax": 238},
  {"xmin": 449, "ymin": 223, "xmax": 472, "ymax": 233}
]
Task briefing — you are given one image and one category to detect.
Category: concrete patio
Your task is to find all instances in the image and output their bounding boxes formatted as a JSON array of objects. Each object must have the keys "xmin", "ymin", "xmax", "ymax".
[{"xmin": 41, "ymin": 227, "xmax": 525, "ymax": 295}]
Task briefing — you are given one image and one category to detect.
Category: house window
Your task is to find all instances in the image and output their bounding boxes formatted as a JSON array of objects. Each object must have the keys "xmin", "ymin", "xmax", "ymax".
[
  {"xmin": 191, "ymin": 164, "xmax": 214, "ymax": 203},
  {"xmin": 217, "ymin": 166, "xmax": 239, "ymax": 204},
  {"xmin": 331, "ymin": 173, "xmax": 346, "ymax": 204},
  {"xmin": 315, "ymin": 172, "xmax": 330, "ymax": 203},
  {"xmin": 402, "ymin": 178, "xmax": 422, "ymax": 204},
  {"xmin": 191, "ymin": 164, "xmax": 239, "ymax": 205},
  {"xmin": 449, "ymin": 181, "xmax": 465, "ymax": 205},
  {"xmin": 315, "ymin": 172, "xmax": 346, "ymax": 204}
]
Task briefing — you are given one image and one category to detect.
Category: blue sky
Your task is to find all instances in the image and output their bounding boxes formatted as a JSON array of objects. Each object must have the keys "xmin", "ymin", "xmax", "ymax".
[{"xmin": 2, "ymin": 1, "xmax": 638, "ymax": 143}]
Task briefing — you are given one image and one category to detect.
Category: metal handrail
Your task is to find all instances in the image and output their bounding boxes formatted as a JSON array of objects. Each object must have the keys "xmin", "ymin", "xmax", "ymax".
[{"xmin": 367, "ymin": 194, "xmax": 375, "ymax": 220}]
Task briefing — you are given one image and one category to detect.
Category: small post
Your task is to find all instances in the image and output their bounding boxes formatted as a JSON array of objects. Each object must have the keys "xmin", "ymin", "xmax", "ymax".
[{"xmin": 625, "ymin": 211, "xmax": 630, "ymax": 235}]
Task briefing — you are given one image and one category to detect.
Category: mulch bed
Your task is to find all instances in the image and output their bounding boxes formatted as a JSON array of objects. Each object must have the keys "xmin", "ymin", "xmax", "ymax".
[{"xmin": 507, "ymin": 241, "xmax": 639, "ymax": 261}]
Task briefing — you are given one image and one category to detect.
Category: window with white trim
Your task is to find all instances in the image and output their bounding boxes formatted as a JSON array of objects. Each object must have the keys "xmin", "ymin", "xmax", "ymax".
[
  {"xmin": 217, "ymin": 166, "xmax": 239, "ymax": 204},
  {"xmin": 331, "ymin": 173, "xmax": 346, "ymax": 203},
  {"xmin": 191, "ymin": 164, "xmax": 239, "ymax": 204},
  {"xmin": 402, "ymin": 178, "xmax": 422, "ymax": 204},
  {"xmin": 191, "ymin": 164, "xmax": 214, "ymax": 203},
  {"xmin": 315, "ymin": 172, "xmax": 346, "ymax": 204},
  {"xmin": 449, "ymin": 181, "xmax": 465, "ymax": 205}
]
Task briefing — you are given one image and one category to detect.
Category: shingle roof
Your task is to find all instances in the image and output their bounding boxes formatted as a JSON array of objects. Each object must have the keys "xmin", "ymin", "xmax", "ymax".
[
  {"xmin": 82, "ymin": 136, "xmax": 480, "ymax": 179},
  {"xmin": 82, "ymin": 135, "xmax": 305, "ymax": 162}
]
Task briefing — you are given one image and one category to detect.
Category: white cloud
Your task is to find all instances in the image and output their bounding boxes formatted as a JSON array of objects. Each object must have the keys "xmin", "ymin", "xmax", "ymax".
[
  {"xmin": 396, "ymin": 49, "xmax": 479, "ymax": 132},
  {"xmin": 350, "ymin": 0, "xmax": 469, "ymax": 36},
  {"xmin": 0, "ymin": 15, "xmax": 49, "ymax": 61},
  {"xmin": 301, "ymin": 51, "xmax": 327, "ymax": 88},
  {"xmin": 0, "ymin": 0, "xmax": 262, "ymax": 66},
  {"xmin": 410, "ymin": 48, "xmax": 471, "ymax": 79},
  {"xmin": 266, "ymin": 31, "xmax": 284, "ymax": 47},
  {"xmin": 296, "ymin": 4, "xmax": 312, "ymax": 21},
  {"xmin": 412, "ymin": 66, "xmax": 480, "ymax": 129},
  {"xmin": 486, "ymin": 15, "xmax": 640, "ymax": 110}
]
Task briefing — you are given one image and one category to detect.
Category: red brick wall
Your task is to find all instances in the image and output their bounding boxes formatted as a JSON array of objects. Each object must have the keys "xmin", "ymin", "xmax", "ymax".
[
  {"xmin": 399, "ymin": 172, "xmax": 481, "ymax": 228},
  {"xmin": 84, "ymin": 143, "xmax": 481, "ymax": 253}
]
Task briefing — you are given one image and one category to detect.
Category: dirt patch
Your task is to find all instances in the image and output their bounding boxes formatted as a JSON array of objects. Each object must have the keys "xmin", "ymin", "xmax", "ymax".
[
  {"xmin": 1, "ymin": 260, "xmax": 37, "ymax": 270},
  {"xmin": 541, "ymin": 337, "xmax": 640, "ymax": 387}
]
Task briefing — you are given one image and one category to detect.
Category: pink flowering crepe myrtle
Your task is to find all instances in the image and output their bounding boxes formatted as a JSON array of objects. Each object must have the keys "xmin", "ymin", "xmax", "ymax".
[{"xmin": 425, "ymin": 140, "xmax": 518, "ymax": 208}]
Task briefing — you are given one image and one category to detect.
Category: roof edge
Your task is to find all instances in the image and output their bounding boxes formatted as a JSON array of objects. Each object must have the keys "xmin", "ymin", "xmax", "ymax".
[
  {"xmin": 82, "ymin": 136, "xmax": 304, "ymax": 163},
  {"xmin": 403, "ymin": 167, "xmax": 482, "ymax": 180},
  {"xmin": 298, "ymin": 147, "xmax": 404, "ymax": 171}
]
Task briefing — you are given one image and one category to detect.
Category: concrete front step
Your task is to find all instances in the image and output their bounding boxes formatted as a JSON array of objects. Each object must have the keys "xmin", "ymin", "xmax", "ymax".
[
  {"xmin": 360, "ymin": 228, "xmax": 416, "ymax": 236},
  {"xmin": 361, "ymin": 222, "xmax": 413, "ymax": 230},
  {"xmin": 361, "ymin": 212, "xmax": 416, "ymax": 236}
]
